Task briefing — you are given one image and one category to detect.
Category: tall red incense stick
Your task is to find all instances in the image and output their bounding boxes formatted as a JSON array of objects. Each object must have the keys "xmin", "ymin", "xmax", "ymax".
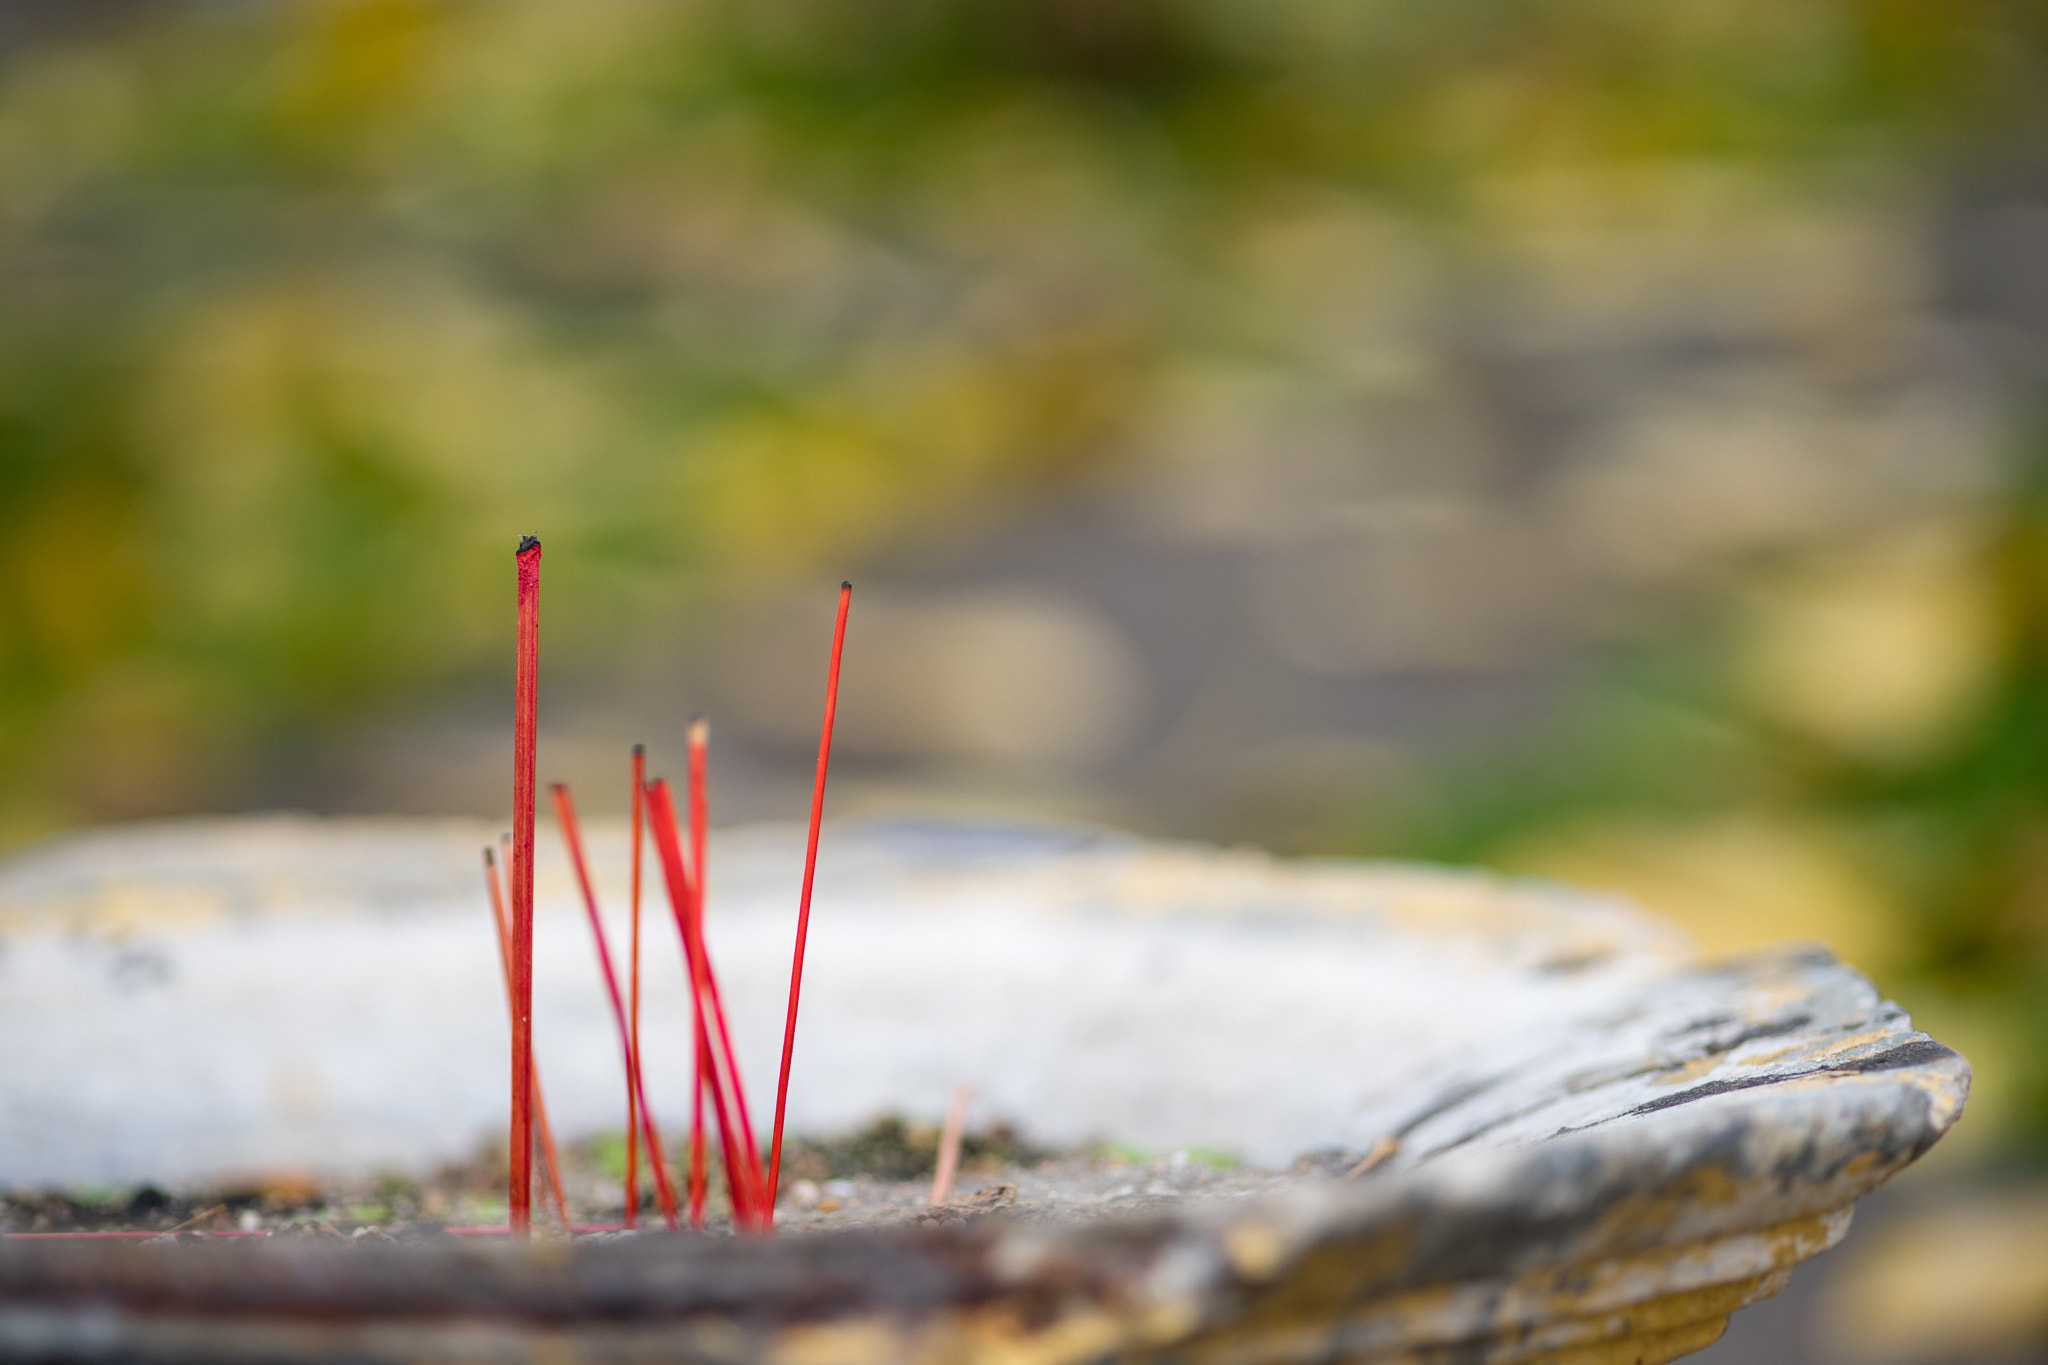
[
  {"xmin": 767, "ymin": 581, "xmax": 852, "ymax": 1212},
  {"xmin": 627, "ymin": 744, "xmax": 646, "ymax": 1226},
  {"xmin": 551, "ymin": 785, "xmax": 681, "ymax": 1228},
  {"xmin": 510, "ymin": 535, "xmax": 541, "ymax": 1235},
  {"xmin": 483, "ymin": 847, "xmax": 568, "ymax": 1227},
  {"xmin": 647, "ymin": 776, "xmax": 768, "ymax": 1229}
]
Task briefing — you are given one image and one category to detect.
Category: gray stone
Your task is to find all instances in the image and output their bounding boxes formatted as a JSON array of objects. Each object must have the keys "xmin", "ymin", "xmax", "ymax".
[{"xmin": 0, "ymin": 816, "xmax": 1965, "ymax": 1362}]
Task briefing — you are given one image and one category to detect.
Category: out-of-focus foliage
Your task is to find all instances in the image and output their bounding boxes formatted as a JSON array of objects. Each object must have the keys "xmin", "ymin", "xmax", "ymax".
[
  {"xmin": 1364, "ymin": 478, "xmax": 2048, "ymax": 1152},
  {"xmin": 0, "ymin": 0, "xmax": 2038, "ymax": 829},
  {"xmin": 7, "ymin": 0, "xmax": 2048, "ymax": 1156}
]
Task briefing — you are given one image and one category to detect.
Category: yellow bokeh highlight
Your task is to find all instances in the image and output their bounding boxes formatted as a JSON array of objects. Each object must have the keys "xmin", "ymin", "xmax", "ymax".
[
  {"xmin": 1502, "ymin": 809, "xmax": 1907, "ymax": 978},
  {"xmin": 1735, "ymin": 523, "xmax": 2001, "ymax": 767}
]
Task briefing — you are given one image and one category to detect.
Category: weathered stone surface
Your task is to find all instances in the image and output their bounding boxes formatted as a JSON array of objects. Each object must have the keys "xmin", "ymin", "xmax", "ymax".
[{"xmin": 0, "ymin": 817, "xmax": 1967, "ymax": 1362}]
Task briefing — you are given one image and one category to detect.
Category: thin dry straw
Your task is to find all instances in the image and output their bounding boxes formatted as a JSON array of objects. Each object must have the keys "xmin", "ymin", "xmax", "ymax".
[
  {"xmin": 550, "ymin": 785, "xmax": 681, "ymax": 1228},
  {"xmin": 768, "ymin": 582, "xmax": 852, "ymax": 1214},
  {"xmin": 509, "ymin": 535, "xmax": 542, "ymax": 1235},
  {"xmin": 646, "ymin": 776, "xmax": 769, "ymax": 1230},
  {"xmin": 483, "ymin": 846, "xmax": 569, "ymax": 1228},
  {"xmin": 929, "ymin": 1085, "xmax": 972, "ymax": 1207}
]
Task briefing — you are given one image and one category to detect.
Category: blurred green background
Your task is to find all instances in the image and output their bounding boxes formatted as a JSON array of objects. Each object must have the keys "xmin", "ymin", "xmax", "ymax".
[{"xmin": 6, "ymin": 0, "xmax": 2048, "ymax": 1188}]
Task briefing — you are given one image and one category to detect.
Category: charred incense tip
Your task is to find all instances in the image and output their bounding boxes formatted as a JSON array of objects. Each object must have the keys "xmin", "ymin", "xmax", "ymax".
[
  {"xmin": 632, "ymin": 743, "xmax": 645, "ymax": 756},
  {"xmin": 841, "ymin": 581, "xmax": 852, "ymax": 591},
  {"xmin": 517, "ymin": 535, "xmax": 541, "ymax": 555},
  {"xmin": 550, "ymin": 781, "xmax": 567, "ymax": 796},
  {"xmin": 483, "ymin": 847, "xmax": 495, "ymax": 866}
]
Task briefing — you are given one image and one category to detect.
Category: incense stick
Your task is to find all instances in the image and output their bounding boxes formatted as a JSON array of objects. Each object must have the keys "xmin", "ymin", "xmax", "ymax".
[
  {"xmin": 649, "ymin": 777, "xmax": 754, "ymax": 1227},
  {"xmin": 690, "ymin": 1028, "xmax": 710, "ymax": 1229},
  {"xmin": 551, "ymin": 785, "xmax": 681, "ymax": 1229},
  {"xmin": 768, "ymin": 582, "xmax": 852, "ymax": 1213},
  {"xmin": 688, "ymin": 721, "xmax": 766, "ymax": 1197},
  {"xmin": 637, "ymin": 1050, "xmax": 682, "ymax": 1229},
  {"xmin": 679, "ymin": 724, "xmax": 712, "ymax": 1227},
  {"xmin": 483, "ymin": 847, "xmax": 569, "ymax": 1228},
  {"xmin": 627, "ymin": 744, "xmax": 646, "ymax": 1228},
  {"xmin": 930, "ymin": 1085, "xmax": 972, "ymax": 1207},
  {"xmin": 690, "ymin": 1010, "xmax": 711, "ymax": 1227},
  {"xmin": 510, "ymin": 535, "xmax": 542, "ymax": 1235},
  {"xmin": 681, "ymin": 731, "xmax": 710, "ymax": 1229},
  {"xmin": 685, "ymin": 721, "xmax": 771, "ymax": 1227},
  {"xmin": 647, "ymin": 776, "xmax": 769, "ymax": 1229}
]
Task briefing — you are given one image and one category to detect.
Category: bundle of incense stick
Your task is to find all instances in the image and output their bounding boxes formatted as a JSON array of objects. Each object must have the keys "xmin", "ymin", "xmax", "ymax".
[{"xmin": 496, "ymin": 540, "xmax": 850, "ymax": 1235}]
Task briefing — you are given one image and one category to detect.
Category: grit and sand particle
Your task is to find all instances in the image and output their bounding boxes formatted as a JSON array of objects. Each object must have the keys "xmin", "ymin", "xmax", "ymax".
[{"xmin": 0, "ymin": 1116, "xmax": 1358, "ymax": 1239}]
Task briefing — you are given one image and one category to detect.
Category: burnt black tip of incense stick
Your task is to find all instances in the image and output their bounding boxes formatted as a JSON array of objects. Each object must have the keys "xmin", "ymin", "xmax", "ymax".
[
  {"xmin": 483, "ymin": 847, "xmax": 495, "ymax": 866},
  {"xmin": 633, "ymin": 743, "xmax": 645, "ymax": 756},
  {"xmin": 517, "ymin": 535, "xmax": 541, "ymax": 554},
  {"xmin": 842, "ymin": 580, "xmax": 852, "ymax": 591},
  {"xmin": 550, "ymin": 782, "xmax": 567, "ymax": 795}
]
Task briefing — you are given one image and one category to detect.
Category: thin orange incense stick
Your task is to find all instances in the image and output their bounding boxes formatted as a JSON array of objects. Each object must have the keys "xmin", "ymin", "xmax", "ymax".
[
  {"xmin": 551, "ymin": 785, "xmax": 681, "ymax": 1229},
  {"xmin": 510, "ymin": 535, "xmax": 542, "ymax": 1235},
  {"xmin": 483, "ymin": 847, "xmax": 568, "ymax": 1228},
  {"xmin": 647, "ymin": 777, "xmax": 767, "ymax": 1229},
  {"xmin": 688, "ymin": 721, "xmax": 769, "ymax": 1225},
  {"xmin": 768, "ymin": 581, "xmax": 852, "ymax": 1211},
  {"xmin": 627, "ymin": 744, "xmax": 646, "ymax": 1227}
]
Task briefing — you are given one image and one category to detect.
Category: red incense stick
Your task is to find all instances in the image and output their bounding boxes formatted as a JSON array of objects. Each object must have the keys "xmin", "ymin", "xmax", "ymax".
[
  {"xmin": 683, "ymin": 722, "xmax": 710, "ymax": 1229},
  {"xmin": 627, "ymin": 744, "xmax": 646, "ymax": 1227},
  {"xmin": 690, "ymin": 1019, "xmax": 713, "ymax": 1228},
  {"xmin": 510, "ymin": 535, "xmax": 542, "ymax": 1235},
  {"xmin": 687, "ymin": 721, "xmax": 769, "ymax": 1224},
  {"xmin": 688, "ymin": 724, "xmax": 756, "ymax": 1163},
  {"xmin": 648, "ymin": 776, "xmax": 752, "ymax": 1226},
  {"xmin": 647, "ymin": 777, "xmax": 768, "ymax": 1229},
  {"xmin": 484, "ymin": 847, "xmax": 568, "ymax": 1227},
  {"xmin": 689, "ymin": 1027, "xmax": 710, "ymax": 1228},
  {"xmin": 768, "ymin": 581, "xmax": 852, "ymax": 1211},
  {"xmin": 551, "ymin": 785, "xmax": 681, "ymax": 1229}
]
